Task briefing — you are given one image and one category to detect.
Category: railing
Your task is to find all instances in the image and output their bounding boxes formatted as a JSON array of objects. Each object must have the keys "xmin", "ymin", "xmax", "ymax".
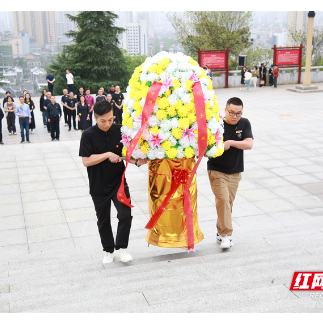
[{"xmin": 212, "ymin": 66, "xmax": 323, "ymax": 88}]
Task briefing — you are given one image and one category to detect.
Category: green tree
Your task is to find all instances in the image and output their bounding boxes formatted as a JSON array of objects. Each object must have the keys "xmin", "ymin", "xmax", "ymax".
[
  {"xmin": 167, "ymin": 11, "xmax": 253, "ymax": 61},
  {"xmin": 48, "ymin": 11, "xmax": 128, "ymax": 95},
  {"xmin": 287, "ymin": 26, "xmax": 323, "ymax": 66},
  {"xmin": 240, "ymin": 46, "xmax": 272, "ymax": 70},
  {"xmin": 122, "ymin": 50, "xmax": 147, "ymax": 81}
]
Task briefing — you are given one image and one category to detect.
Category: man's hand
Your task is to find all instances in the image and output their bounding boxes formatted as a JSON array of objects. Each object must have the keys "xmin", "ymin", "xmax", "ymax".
[
  {"xmin": 59, "ymin": 117, "xmax": 61, "ymax": 121},
  {"xmin": 78, "ymin": 117, "xmax": 81, "ymax": 122},
  {"xmin": 29, "ymin": 118, "xmax": 31, "ymax": 124},
  {"xmin": 109, "ymin": 153, "xmax": 122, "ymax": 163},
  {"xmin": 136, "ymin": 158, "xmax": 148, "ymax": 166},
  {"xmin": 224, "ymin": 141, "xmax": 231, "ymax": 151},
  {"xmin": 48, "ymin": 119, "xmax": 50, "ymax": 123},
  {"xmin": 19, "ymin": 114, "xmax": 24, "ymax": 117}
]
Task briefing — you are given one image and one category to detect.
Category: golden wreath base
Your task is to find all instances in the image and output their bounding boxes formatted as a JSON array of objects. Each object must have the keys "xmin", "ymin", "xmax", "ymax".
[{"xmin": 145, "ymin": 157, "xmax": 204, "ymax": 248}]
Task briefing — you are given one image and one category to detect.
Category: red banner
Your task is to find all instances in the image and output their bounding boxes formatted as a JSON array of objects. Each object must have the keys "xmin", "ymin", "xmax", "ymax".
[
  {"xmin": 290, "ymin": 272, "xmax": 323, "ymax": 290},
  {"xmin": 200, "ymin": 52, "xmax": 226, "ymax": 69},
  {"xmin": 276, "ymin": 49, "xmax": 299, "ymax": 65}
]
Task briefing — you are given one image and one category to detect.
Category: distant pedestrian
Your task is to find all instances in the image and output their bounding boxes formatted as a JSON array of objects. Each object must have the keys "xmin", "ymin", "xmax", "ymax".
[
  {"xmin": 3, "ymin": 91, "xmax": 14, "ymax": 107},
  {"xmin": 96, "ymin": 89, "xmax": 106, "ymax": 103},
  {"xmin": 273, "ymin": 65, "xmax": 279, "ymax": 88},
  {"xmin": 0, "ymin": 106, "xmax": 4, "ymax": 144},
  {"xmin": 259, "ymin": 63, "xmax": 267, "ymax": 87},
  {"xmin": 46, "ymin": 71, "xmax": 55, "ymax": 94},
  {"xmin": 47, "ymin": 96, "xmax": 62, "ymax": 141},
  {"xmin": 15, "ymin": 96, "xmax": 31, "ymax": 143},
  {"xmin": 3, "ymin": 96, "xmax": 16, "ymax": 135},
  {"xmin": 61, "ymin": 89, "xmax": 69, "ymax": 127},
  {"xmin": 244, "ymin": 69, "xmax": 252, "ymax": 91},
  {"xmin": 40, "ymin": 89, "xmax": 47, "ymax": 128},
  {"xmin": 268, "ymin": 66, "xmax": 274, "ymax": 86},
  {"xmin": 23, "ymin": 90, "xmax": 27, "ymax": 100},
  {"xmin": 107, "ymin": 85, "xmax": 115, "ymax": 96},
  {"xmin": 66, "ymin": 70, "xmax": 75, "ymax": 94},
  {"xmin": 240, "ymin": 66, "xmax": 246, "ymax": 90},
  {"xmin": 25, "ymin": 93, "xmax": 36, "ymax": 134},
  {"xmin": 107, "ymin": 94, "xmax": 116, "ymax": 123},
  {"xmin": 251, "ymin": 66, "xmax": 259, "ymax": 89},
  {"xmin": 112, "ymin": 86, "xmax": 124, "ymax": 124},
  {"xmin": 65, "ymin": 91, "xmax": 78, "ymax": 131},
  {"xmin": 43, "ymin": 92, "xmax": 52, "ymax": 133},
  {"xmin": 85, "ymin": 88, "xmax": 94, "ymax": 126},
  {"xmin": 77, "ymin": 86, "xmax": 85, "ymax": 102},
  {"xmin": 77, "ymin": 95, "xmax": 90, "ymax": 133}
]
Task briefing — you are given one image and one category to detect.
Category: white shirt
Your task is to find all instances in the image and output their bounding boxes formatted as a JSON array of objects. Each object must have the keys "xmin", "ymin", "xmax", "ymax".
[
  {"xmin": 244, "ymin": 71, "xmax": 252, "ymax": 81},
  {"xmin": 66, "ymin": 73, "xmax": 74, "ymax": 84}
]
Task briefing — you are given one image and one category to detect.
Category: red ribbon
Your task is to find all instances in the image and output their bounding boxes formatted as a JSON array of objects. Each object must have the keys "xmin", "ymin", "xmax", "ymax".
[
  {"xmin": 117, "ymin": 81, "xmax": 162, "ymax": 207},
  {"xmin": 145, "ymin": 169, "xmax": 190, "ymax": 230}
]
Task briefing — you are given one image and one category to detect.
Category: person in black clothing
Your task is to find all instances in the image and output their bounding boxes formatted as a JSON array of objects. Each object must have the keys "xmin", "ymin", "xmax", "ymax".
[
  {"xmin": 96, "ymin": 87, "xmax": 107, "ymax": 97},
  {"xmin": 25, "ymin": 93, "xmax": 36, "ymax": 134},
  {"xmin": 79, "ymin": 100, "xmax": 147, "ymax": 264},
  {"xmin": 107, "ymin": 84, "xmax": 115, "ymax": 96},
  {"xmin": 77, "ymin": 95, "xmax": 90, "ymax": 133},
  {"xmin": 46, "ymin": 71, "xmax": 55, "ymax": 94},
  {"xmin": 77, "ymin": 86, "xmax": 85, "ymax": 102},
  {"xmin": 268, "ymin": 65, "xmax": 274, "ymax": 86},
  {"xmin": 61, "ymin": 89, "xmax": 69, "ymax": 126},
  {"xmin": 106, "ymin": 94, "xmax": 116, "ymax": 123},
  {"xmin": 259, "ymin": 63, "xmax": 267, "ymax": 87},
  {"xmin": 96, "ymin": 89, "xmax": 106, "ymax": 103},
  {"xmin": 112, "ymin": 86, "xmax": 124, "ymax": 124},
  {"xmin": 43, "ymin": 91, "xmax": 52, "ymax": 132},
  {"xmin": 3, "ymin": 91, "xmax": 14, "ymax": 107},
  {"xmin": 64, "ymin": 91, "xmax": 78, "ymax": 131},
  {"xmin": 0, "ymin": 106, "xmax": 4, "ymax": 144},
  {"xmin": 207, "ymin": 97, "xmax": 253, "ymax": 250},
  {"xmin": 47, "ymin": 96, "xmax": 62, "ymax": 141},
  {"xmin": 40, "ymin": 89, "xmax": 47, "ymax": 127},
  {"xmin": 240, "ymin": 66, "xmax": 246, "ymax": 91}
]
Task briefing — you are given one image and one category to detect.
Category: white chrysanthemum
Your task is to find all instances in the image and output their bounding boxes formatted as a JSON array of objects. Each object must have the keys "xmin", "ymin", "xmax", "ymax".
[
  {"xmin": 126, "ymin": 86, "xmax": 131, "ymax": 93},
  {"xmin": 139, "ymin": 73, "xmax": 148, "ymax": 82},
  {"xmin": 168, "ymin": 93, "xmax": 178, "ymax": 106},
  {"xmin": 121, "ymin": 125, "xmax": 129, "ymax": 135},
  {"xmin": 159, "ymin": 130, "xmax": 170, "ymax": 140},
  {"xmin": 148, "ymin": 115, "xmax": 160, "ymax": 127},
  {"xmin": 158, "ymin": 87, "xmax": 166, "ymax": 97},
  {"xmin": 207, "ymin": 117, "xmax": 220, "ymax": 134},
  {"xmin": 143, "ymin": 126, "xmax": 150, "ymax": 141},
  {"xmin": 194, "ymin": 148, "xmax": 199, "ymax": 157},
  {"xmin": 147, "ymin": 148, "xmax": 156, "ymax": 160},
  {"xmin": 127, "ymin": 98, "xmax": 135, "ymax": 109},
  {"xmin": 180, "ymin": 93, "xmax": 191, "ymax": 104},
  {"xmin": 179, "ymin": 137, "xmax": 190, "ymax": 148},
  {"xmin": 146, "ymin": 72, "xmax": 160, "ymax": 83},
  {"xmin": 132, "ymin": 148, "xmax": 147, "ymax": 159},
  {"xmin": 209, "ymin": 100, "xmax": 214, "ymax": 108},
  {"xmin": 132, "ymin": 120, "xmax": 141, "ymax": 132},
  {"xmin": 165, "ymin": 62, "xmax": 177, "ymax": 75},
  {"xmin": 170, "ymin": 118, "xmax": 179, "ymax": 129},
  {"xmin": 155, "ymin": 147, "xmax": 166, "ymax": 159},
  {"xmin": 131, "ymin": 111, "xmax": 137, "ymax": 120},
  {"xmin": 168, "ymin": 135, "xmax": 177, "ymax": 146},
  {"xmin": 160, "ymin": 119, "xmax": 172, "ymax": 132},
  {"xmin": 206, "ymin": 145, "xmax": 218, "ymax": 157},
  {"xmin": 190, "ymin": 138, "xmax": 199, "ymax": 150},
  {"xmin": 126, "ymin": 106, "xmax": 132, "ymax": 115},
  {"xmin": 191, "ymin": 122, "xmax": 198, "ymax": 130},
  {"xmin": 200, "ymin": 77, "xmax": 210, "ymax": 86},
  {"xmin": 177, "ymin": 147, "xmax": 185, "ymax": 159},
  {"xmin": 173, "ymin": 87, "xmax": 186, "ymax": 98},
  {"xmin": 140, "ymin": 97, "xmax": 146, "ymax": 107},
  {"xmin": 218, "ymin": 124, "xmax": 224, "ymax": 136},
  {"xmin": 153, "ymin": 105, "xmax": 159, "ymax": 114}
]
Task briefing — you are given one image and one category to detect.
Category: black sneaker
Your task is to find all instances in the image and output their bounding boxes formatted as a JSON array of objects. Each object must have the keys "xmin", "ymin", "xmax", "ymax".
[
  {"xmin": 0, "ymin": 141, "xmax": 4, "ymax": 145},
  {"xmin": 52, "ymin": 138, "xmax": 55, "ymax": 141},
  {"xmin": 56, "ymin": 138, "xmax": 60, "ymax": 141},
  {"xmin": 27, "ymin": 140, "xmax": 31, "ymax": 143},
  {"xmin": 20, "ymin": 140, "xmax": 25, "ymax": 144},
  {"xmin": 68, "ymin": 129, "xmax": 71, "ymax": 131},
  {"xmin": 74, "ymin": 128, "xmax": 78, "ymax": 131}
]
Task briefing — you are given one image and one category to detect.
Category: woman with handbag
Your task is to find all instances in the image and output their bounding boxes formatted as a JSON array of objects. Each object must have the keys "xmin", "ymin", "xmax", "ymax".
[
  {"xmin": 3, "ymin": 96, "xmax": 17, "ymax": 135},
  {"xmin": 25, "ymin": 93, "xmax": 36, "ymax": 134}
]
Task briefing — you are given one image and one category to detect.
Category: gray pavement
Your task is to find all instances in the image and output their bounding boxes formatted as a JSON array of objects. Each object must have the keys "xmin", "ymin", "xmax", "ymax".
[{"xmin": 0, "ymin": 84, "xmax": 323, "ymax": 312}]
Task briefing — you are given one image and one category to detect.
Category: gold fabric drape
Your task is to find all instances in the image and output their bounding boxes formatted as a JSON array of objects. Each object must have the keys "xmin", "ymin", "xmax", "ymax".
[{"xmin": 145, "ymin": 158, "xmax": 204, "ymax": 248}]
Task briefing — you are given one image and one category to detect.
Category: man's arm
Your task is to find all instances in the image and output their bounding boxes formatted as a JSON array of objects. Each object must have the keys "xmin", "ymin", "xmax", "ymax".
[
  {"xmin": 82, "ymin": 152, "xmax": 121, "ymax": 167},
  {"xmin": 224, "ymin": 138, "xmax": 253, "ymax": 151}
]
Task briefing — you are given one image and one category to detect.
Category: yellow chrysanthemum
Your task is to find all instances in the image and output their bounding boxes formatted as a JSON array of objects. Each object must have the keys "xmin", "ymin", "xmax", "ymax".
[
  {"xmin": 140, "ymin": 86, "xmax": 150, "ymax": 98},
  {"xmin": 172, "ymin": 80, "xmax": 181, "ymax": 89},
  {"xmin": 177, "ymin": 105, "xmax": 189, "ymax": 118},
  {"xmin": 166, "ymin": 147, "xmax": 178, "ymax": 159},
  {"xmin": 158, "ymin": 97, "xmax": 170, "ymax": 110},
  {"xmin": 206, "ymin": 109, "xmax": 213, "ymax": 121},
  {"xmin": 199, "ymin": 70, "xmax": 207, "ymax": 79},
  {"xmin": 205, "ymin": 101, "xmax": 210, "ymax": 109},
  {"xmin": 156, "ymin": 110, "xmax": 167, "ymax": 120},
  {"xmin": 172, "ymin": 128, "xmax": 183, "ymax": 140},
  {"xmin": 189, "ymin": 58, "xmax": 198, "ymax": 66},
  {"xmin": 184, "ymin": 147, "xmax": 195, "ymax": 159},
  {"xmin": 185, "ymin": 80, "xmax": 194, "ymax": 92},
  {"xmin": 129, "ymin": 89, "xmax": 136, "ymax": 99},
  {"xmin": 167, "ymin": 105, "xmax": 177, "ymax": 117},
  {"xmin": 148, "ymin": 64, "xmax": 163, "ymax": 75},
  {"xmin": 193, "ymin": 129, "xmax": 198, "ymax": 140},
  {"xmin": 133, "ymin": 101, "xmax": 141, "ymax": 111},
  {"xmin": 138, "ymin": 135, "xmax": 144, "ymax": 146},
  {"xmin": 190, "ymin": 93, "xmax": 195, "ymax": 103},
  {"xmin": 161, "ymin": 140, "xmax": 172, "ymax": 151},
  {"xmin": 158, "ymin": 58, "xmax": 171, "ymax": 69},
  {"xmin": 123, "ymin": 105, "xmax": 127, "ymax": 113},
  {"xmin": 141, "ymin": 142, "xmax": 150, "ymax": 154},
  {"xmin": 150, "ymin": 126, "xmax": 160, "ymax": 135},
  {"xmin": 126, "ymin": 117, "xmax": 133, "ymax": 128},
  {"xmin": 188, "ymin": 113, "xmax": 197, "ymax": 125},
  {"xmin": 212, "ymin": 148, "xmax": 224, "ymax": 158},
  {"xmin": 178, "ymin": 118, "xmax": 190, "ymax": 130},
  {"xmin": 135, "ymin": 107, "xmax": 143, "ymax": 117},
  {"xmin": 207, "ymin": 81, "xmax": 213, "ymax": 90},
  {"xmin": 134, "ymin": 91, "xmax": 142, "ymax": 101},
  {"xmin": 208, "ymin": 133, "xmax": 216, "ymax": 146},
  {"xmin": 122, "ymin": 147, "xmax": 127, "ymax": 157},
  {"xmin": 122, "ymin": 112, "xmax": 130, "ymax": 126},
  {"xmin": 165, "ymin": 89, "xmax": 171, "ymax": 97}
]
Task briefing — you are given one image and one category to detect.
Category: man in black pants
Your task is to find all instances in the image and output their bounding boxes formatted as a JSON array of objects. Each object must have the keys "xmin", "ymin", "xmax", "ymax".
[
  {"xmin": 43, "ymin": 91, "xmax": 52, "ymax": 132},
  {"xmin": 47, "ymin": 96, "xmax": 62, "ymax": 141},
  {"xmin": 61, "ymin": 89, "xmax": 69, "ymax": 126},
  {"xmin": 79, "ymin": 100, "xmax": 147, "ymax": 264},
  {"xmin": 64, "ymin": 91, "xmax": 78, "ymax": 131}
]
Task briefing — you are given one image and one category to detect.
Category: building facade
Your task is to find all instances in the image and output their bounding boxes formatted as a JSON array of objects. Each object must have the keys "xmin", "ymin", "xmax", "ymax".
[{"xmin": 287, "ymin": 11, "xmax": 307, "ymax": 46}]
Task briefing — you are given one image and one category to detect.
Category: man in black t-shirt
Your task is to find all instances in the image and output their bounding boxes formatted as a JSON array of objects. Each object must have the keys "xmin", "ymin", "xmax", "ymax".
[
  {"xmin": 107, "ymin": 84, "xmax": 115, "ymax": 96},
  {"xmin": 112, "ymin": 86, "xmax": 124, "ymax": 124},
  {"xmin": 207, "ymin": 97, "xmax": 253, "ymax": 250},
  {"xmin": 61, "ymin": 89, "xmax": 69, "ymax": 126},
  {"xmin": 43, "ymin": 91, "xmax": 52, "ymax": 132},
  {"xmin": 63, "ymin": 91, "xmax": 78, "ymax": 131},
  {"xmin": 79, "ymin": 100, "xmax": 147, "ymax": 264}
]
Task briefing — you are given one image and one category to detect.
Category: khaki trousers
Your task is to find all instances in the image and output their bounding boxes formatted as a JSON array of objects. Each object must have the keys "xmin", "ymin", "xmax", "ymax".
[{"xmin": 208, "ymin": 170, "xmax": 242, "ymax": 237}]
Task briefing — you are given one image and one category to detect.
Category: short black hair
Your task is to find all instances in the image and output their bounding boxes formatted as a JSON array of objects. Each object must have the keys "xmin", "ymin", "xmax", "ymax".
[
  {"xmin": 110, "ymin": 85, "xmax": 115, "ymax": 87},
  {"xmin": 6, "ymin": 96, "xmax": 13, "ymax": 101},
  {"xmin": 6, "ymin": 91, "xmax": 10, "ymax": 94},
  {"xmin": 19, "ymin": 96, "xmax": 24, "ymax": 99},
  {"xmin": 226, "ymin": 97, "xmax": 243, "ymax": 108},
  {"xmin": 85, "ymin": 88, "xmax": 90, "ymax": 92},
  {"xmin": 94, "ymin": 100, "xmax": 113, "ymax": 116}
]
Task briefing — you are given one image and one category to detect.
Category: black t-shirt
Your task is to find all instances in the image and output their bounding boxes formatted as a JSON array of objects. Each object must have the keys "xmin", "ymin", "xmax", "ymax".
[
  {"xmin": 79, "ymin": 124, "xmax": 126, "ymax": 196},
  {"xmin": 96, "ymin": 95, "xmax": 106, "ymax": 103},
  {"xmin": 61, "ymin": 95, "xmax": 69, "ymax": 104},
  {"xmin": 66, "ymin": 97, "xmax": 78, "ymax": 108},
  {"xmin": 44, "ymin": 98, "xmax": 51, "ymax": 109},
  {"xmin": 112, "ymin": 92, "xmax": 124, "ymax": 106},
  {"xmin": 107, "ymin": 90, "xmax": 115, "ymax": 96},
  {"xmin": 207, "ymin": 117, "xmax": 253, "ymax": 174}
]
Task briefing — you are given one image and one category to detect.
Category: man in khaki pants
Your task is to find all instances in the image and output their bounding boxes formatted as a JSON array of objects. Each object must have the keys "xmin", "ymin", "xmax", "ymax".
[{"xmin": 207, "ymin": 97, "xmax": 253, "ymax": 249}]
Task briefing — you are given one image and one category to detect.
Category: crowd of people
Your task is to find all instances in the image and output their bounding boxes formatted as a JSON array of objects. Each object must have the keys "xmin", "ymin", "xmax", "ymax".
[
  {"xmin": 0, "ymin": 71, "xmax": 125, "ymax": 144},
  {"xmin": 240, "ymin": 64, "xmax": 280, "ymax": 91}
]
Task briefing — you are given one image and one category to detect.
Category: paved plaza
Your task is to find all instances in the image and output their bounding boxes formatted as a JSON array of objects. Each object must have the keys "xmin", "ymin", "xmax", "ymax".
[{"xmin": 0, "ymin": 83, "xmax": 323, "ymax": 313}]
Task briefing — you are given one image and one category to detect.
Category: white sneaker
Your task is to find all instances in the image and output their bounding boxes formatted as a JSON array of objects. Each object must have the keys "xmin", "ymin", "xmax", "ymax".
[
  {"xmin": 103, "ymin": 252, "xmax": 114, "ymax": 264},
  {"xmin": 220, "ymin": 235, "xmax": 233, "ymax": 249},
  {"xmin": 216, "ymin": 233, "xmax": 222, "ymax": 243},
  {"xmin": 115, "ymin": 248, "xmax": 133, "ymax": 263},
  {"xmin": 31, "ymin": 131, "xmax": 34, "ymax": 134},
  {"xmin": 9, "ymin": 132, "xmax": 12, "ymax": 136}
]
